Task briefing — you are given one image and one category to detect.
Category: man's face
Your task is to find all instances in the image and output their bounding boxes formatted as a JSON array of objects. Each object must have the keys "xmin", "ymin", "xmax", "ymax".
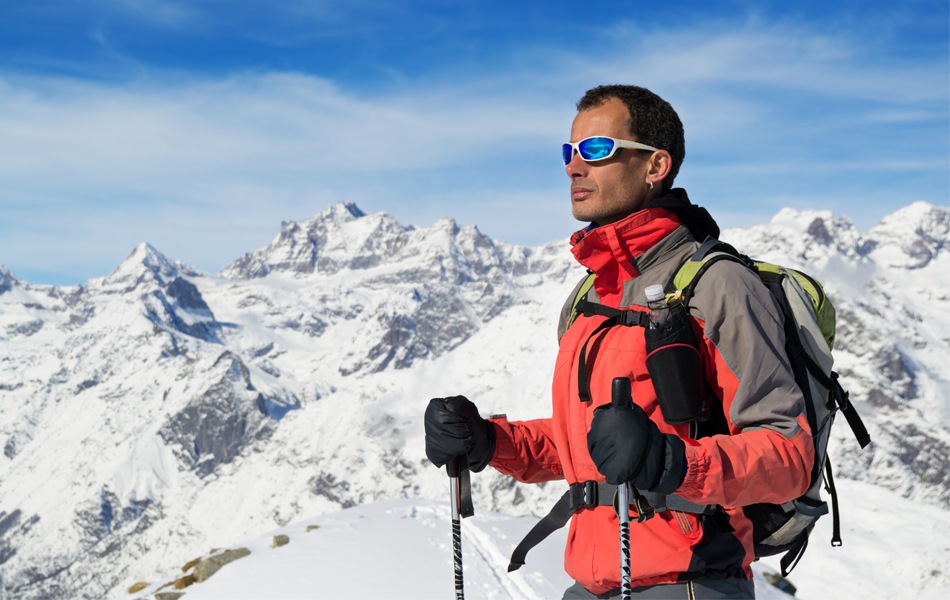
[{"xmin": 566, "ymin": 98, "xmax": 653, "ymax": 225}]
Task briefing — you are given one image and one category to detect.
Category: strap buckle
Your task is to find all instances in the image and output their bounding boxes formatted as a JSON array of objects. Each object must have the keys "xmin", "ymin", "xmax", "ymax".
[
  {"xmin": 568, "ymin": 481, "xmax": 599, "ymax": 511},
  {"xmin": 613, "ymin": 483, "xmax": 656, "ymax": 522}
]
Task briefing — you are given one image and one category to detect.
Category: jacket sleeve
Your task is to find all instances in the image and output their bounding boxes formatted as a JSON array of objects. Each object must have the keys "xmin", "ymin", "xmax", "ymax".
[
  {"xmin": 675, "ymin": 261, "xmax": 814, "ymax": 507},
  {"xmin": 487, "ymin": 416, "xmax": 564, "ymax": 484},
  {"xmin": 483, "ymin": 274, "xmax": 584, "ymax": 485}
]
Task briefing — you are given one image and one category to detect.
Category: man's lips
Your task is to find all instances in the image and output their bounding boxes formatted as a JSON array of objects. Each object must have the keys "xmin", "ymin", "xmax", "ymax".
[{"xmin": 571, "ymin": 186, "xmax": 593, "ymax": 200}]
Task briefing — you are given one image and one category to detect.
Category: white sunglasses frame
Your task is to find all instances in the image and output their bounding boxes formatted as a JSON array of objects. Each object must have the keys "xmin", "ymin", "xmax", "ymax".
[{"xmin": 562, "ymin": 136, "xmax": 660, "ymax": 165}]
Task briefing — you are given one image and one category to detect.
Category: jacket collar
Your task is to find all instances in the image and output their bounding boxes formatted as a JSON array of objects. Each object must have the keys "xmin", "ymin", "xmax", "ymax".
[
  {"xmin": 644, "ymin": 188, "xmax": 720, "ymax": 242},
  {"xmin": 570, "ymin": 206, "xmax": 684, "ymax": 299}
]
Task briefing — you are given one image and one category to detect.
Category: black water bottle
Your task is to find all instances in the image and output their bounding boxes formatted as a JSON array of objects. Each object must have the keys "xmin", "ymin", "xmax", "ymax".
[{"xmin": 644, "ymin": 285, "xmax": 707, "ymax": 425}]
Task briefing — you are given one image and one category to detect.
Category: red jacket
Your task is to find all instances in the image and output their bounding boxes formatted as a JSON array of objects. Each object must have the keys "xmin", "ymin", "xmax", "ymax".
[{"xmin": 488, "ymin": 206, "xmax": 813, "ymax": 593}]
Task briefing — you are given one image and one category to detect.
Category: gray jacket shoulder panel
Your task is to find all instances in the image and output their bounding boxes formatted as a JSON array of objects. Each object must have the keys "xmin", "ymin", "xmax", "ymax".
[
  {"xmin": 687, "ymin": 259, "xmax": 803, "ymax": 438},
  {"xmin": 619, "ymin": 227, "xmax": 699, "ymax": 309}
]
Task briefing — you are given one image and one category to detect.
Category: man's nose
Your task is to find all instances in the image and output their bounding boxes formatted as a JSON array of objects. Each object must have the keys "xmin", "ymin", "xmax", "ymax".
[{"xmin": 565, "ymin": 152, "xmax": 588, "ymax": 178}]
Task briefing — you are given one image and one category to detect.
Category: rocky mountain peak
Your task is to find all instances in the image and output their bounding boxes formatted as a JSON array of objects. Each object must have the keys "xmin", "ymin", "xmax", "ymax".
[
  {"xmin": 221, "ymin": 202, "xmax": 400, "ymax": 278},
  {"xmin": 221, "ymin": 203, "xmax": 507, "ymax": 281},
  {"xmin": 723, "ymin": 208, "xmax": 863, "ymax": 269},
  {"xmin": 429, "ymin": 216, "xmax": 461, "ymax": 236},
  {"xmin": 864, "ymin": 201, "xmax": 949, "ymax": 269},
  {"xmin": 98, "ymin": 242, "xmax": 182, "ymax": 292},
  {"xmin": 326, "ymin": 201, "xmax": 367, "ymax": 221},
  {"xmin": 0, "ymin": 265, "xmax": 14, "ymax": 295}
]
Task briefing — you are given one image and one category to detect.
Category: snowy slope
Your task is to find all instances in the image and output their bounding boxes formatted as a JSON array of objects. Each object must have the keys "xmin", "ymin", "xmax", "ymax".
[
  {"xmin": 125, "ymin": 477, "xmax": 950, "ymax": 600},
  {"xmin": 0, "ymin": 201, "xmax": 948, "ymax": 600},
  {"xmin": 126, "ymin": 498, "xmax": 802, "ymax": 600}
]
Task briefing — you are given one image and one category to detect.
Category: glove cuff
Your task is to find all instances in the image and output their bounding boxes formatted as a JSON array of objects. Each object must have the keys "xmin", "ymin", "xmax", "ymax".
[{"xmin": 653, "ymin": 434, "xmax": 687, "ymax": 494}]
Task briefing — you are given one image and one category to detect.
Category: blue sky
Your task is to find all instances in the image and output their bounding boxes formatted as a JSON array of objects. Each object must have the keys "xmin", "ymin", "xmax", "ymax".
[{"xmin": 1, "ymin": 0, "xmax": 947, "ymax": 285}]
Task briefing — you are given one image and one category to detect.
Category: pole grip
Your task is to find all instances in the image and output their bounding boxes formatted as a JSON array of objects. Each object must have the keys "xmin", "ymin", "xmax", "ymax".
[
  {"xmin": 447, "ymin": 455, "xmax": 475, "ymax": 519},
  {"xmin": 612, "ymin": 377, "xmax": 632, "ymax": 408},
  {"xmin": 446, "ymin": 455, "xmax": 462, "ymax": 478}
]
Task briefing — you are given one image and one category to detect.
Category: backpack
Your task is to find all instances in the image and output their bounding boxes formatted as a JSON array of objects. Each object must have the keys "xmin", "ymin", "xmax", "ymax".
[{"xmin": 570, "ymin": 237, "xmax": 871, "ymax": 576}]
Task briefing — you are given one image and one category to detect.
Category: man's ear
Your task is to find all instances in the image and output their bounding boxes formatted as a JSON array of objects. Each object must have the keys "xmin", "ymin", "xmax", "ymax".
[{"xmin": 647, "ymin": 150, "xmax": 673, "ymax": 186}]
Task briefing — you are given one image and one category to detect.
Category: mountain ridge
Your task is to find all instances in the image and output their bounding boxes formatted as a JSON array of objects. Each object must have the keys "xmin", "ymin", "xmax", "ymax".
[{"xmin": 0, "ymin": 201, "xmax": 947, "ymax": 599}]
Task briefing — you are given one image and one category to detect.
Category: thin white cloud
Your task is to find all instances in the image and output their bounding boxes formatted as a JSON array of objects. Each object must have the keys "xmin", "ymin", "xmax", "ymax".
[
  {"xmin": 562, "ymin": 20, "xmax": 947, "ymax": 109},
  {"xmin": 0, "ymin": 16, "xmax": 945, "ymax": 284}
]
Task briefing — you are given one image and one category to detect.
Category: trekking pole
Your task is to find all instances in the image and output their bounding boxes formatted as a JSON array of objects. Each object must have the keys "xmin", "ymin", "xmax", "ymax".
[
  {"xmin": 446, "ymin": 455, "xmax": 474, "ymax": 600},
  {"xmin": 612, "ymin": 377, "xmax": 633, "ymax": 600}
]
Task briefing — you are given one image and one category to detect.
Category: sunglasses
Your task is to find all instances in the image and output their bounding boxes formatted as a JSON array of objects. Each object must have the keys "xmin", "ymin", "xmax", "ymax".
[{"xmin": 561, "ymin": 136, "xmax": 659, "ymax": 165}]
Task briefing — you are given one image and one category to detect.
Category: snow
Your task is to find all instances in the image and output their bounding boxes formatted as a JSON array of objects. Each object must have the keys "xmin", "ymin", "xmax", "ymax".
[
  {"xmin": 170, "ymin": 500, "xmax": 569, "ymax": 600},
  {"xmin": 761, "ymin": 479, "xmax": 950, "ymax": 600},
  {"xmin": 1, "ymin": 200, "xmax": 948, "ymax": 600},
  {"xmin": 126, "ymin": 477, "xmax": 950, "ymax": 600},
  {"xmin": 111, "ymin": 433, "xmax": 182, "ymax": 503}
]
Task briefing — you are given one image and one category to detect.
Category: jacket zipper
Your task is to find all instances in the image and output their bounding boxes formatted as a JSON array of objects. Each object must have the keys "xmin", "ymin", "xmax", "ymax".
[{"xmin": 673, "ymin": 510, "xmax": 693, "ymax": 534}]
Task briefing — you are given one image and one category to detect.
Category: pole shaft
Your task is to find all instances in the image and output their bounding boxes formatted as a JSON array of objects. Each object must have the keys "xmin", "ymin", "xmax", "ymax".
[
  {"xmin": 618, "ymin": 483, "xmax": 631, "ymax": 599},
  {"xmin": 453, "ymin": 516, "xmax": 464, "ymax": 600},
  {"xmin": 450, "ymin": 473, "xmax": 464, "ymax": 600}
]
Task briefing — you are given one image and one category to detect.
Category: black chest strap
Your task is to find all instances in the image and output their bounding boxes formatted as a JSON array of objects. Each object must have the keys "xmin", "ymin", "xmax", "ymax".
[
  {"xmin": 507, "ymin": 481, "xmax": 716, "ymax": 572},
  {"xmin": 574, "ymin": 299, "xmax": 650, "ymax": 403}
]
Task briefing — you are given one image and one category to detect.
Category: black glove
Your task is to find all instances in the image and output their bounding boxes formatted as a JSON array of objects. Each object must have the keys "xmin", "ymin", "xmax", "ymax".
[
  {"xmin": 587, "ymin": 402, "xmax": 686, "ymax": 492},
  {"xmin": 424, "ymin": 396, "xmax": 496, "ymax": 472}
]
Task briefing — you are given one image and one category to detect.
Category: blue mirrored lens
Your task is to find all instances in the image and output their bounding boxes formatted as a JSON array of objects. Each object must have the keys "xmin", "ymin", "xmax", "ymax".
[
  {"xmin": 562, "ymin": 143, "xmax": 574, "ymax": 165},
  {"xmin": 578, "ymin": 137, "xmax": 615, "ymax": 161}
]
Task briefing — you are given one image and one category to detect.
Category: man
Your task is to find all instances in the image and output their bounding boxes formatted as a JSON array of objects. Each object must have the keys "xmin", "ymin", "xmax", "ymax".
[{"xmin": 424, "ymin": 85, "xmax": 813, "ymax": 598}]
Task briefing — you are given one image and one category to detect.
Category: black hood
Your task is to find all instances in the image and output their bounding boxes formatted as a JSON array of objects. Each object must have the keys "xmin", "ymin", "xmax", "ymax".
[{"xmin": 646, "ymin": 188, "xmax": 720, "ymax": 241}]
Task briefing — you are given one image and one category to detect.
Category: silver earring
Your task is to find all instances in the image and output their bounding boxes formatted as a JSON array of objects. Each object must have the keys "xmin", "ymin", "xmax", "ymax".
[{"xmin": 647, "ymin": 180, "xmax": 654, "ymax": 190}]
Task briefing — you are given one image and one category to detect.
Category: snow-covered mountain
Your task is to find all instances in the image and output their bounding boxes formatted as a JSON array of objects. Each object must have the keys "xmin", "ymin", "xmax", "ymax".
[
  {"xmin": 722, "ymin": 201, "xmax": 950, "ymax": 508},
  {"xmin": 0, "ymin": 201, "xmax": 947, "ymax": 599}
]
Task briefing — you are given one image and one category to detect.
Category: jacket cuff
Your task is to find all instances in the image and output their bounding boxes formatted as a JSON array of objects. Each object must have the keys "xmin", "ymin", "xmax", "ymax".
[
  {"xmin": 676, "ymin": 441, "xmax": 709, "ymax": 499},
  {"xmin": 653, "ymin": 434, "xmax": 687, "ymax": 494},
  {"xmin": 487, "ymin": 417, "xmax": 514, "ymax": 466}
]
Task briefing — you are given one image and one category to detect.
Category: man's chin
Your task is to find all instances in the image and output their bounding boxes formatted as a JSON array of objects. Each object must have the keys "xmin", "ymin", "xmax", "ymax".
[{"xmin": 571, "ymin": 203, "xmax": 595, "ymax": 223}]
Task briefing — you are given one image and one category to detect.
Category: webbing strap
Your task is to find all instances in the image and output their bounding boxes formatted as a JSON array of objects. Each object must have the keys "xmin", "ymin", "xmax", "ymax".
[
  {"xmin": 448, "ymin": 455, "xmax": 475, "ymax": 519},
  {"xmin": 458, "ymin": 466, "xmax": 474, "ymax": 519},
  {"xmin": 694, "ymin": 237, "xmax": 727, "ymax": 260},
  {"xmin": 507, "ymin": 489, "xmax": 574, "ymax": 572},
  {"xmin": 667, "ymin": 238, "xmax": 753, "ymax": 299},
  {"xmin": 830, "ymin": 373, "xmax": 871, "ymax": 449},
  {"xmin": 507, "ymin": 482, "xmax": 717, "ymax": 572},
  {"xmin": 779, "ymin": 534, "xmax": 808, "ymax": 577},
  {"xmin": 576, "ymin": 319, "xmax": 617, "ymax": 403},
  {"xmin": 574, "ymin": 299, "xmax": 649, "ymax": 402},
  {"xmin": 574, "ymin": 298, "xmax": 651, "ymax": 326},
  {"xmin": 825, "ymin": 458, "xmax": 842, "ymax": 547},
  {"xmin": 639, "ymin": 491, "xmax": 718, "ymax": 515},
  {"xmin": 809, "ymin": 365, "xmax": 871, "ymax": 449}
]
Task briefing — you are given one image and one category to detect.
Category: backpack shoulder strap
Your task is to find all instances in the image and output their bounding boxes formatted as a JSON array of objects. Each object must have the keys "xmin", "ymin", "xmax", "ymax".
[
  {"xmin": 668, "ymin": 237, "xmax": 754, "ymax": 304},
  {"xmin": 567, "ymin": 271, "xmax": 597, "ymax": 329}
]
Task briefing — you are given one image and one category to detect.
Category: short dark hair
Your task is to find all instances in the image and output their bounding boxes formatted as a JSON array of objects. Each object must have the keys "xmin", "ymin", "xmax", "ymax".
[{"xmin": 576, "ymin": 85, "xmax": 685, "ymax": 190}]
